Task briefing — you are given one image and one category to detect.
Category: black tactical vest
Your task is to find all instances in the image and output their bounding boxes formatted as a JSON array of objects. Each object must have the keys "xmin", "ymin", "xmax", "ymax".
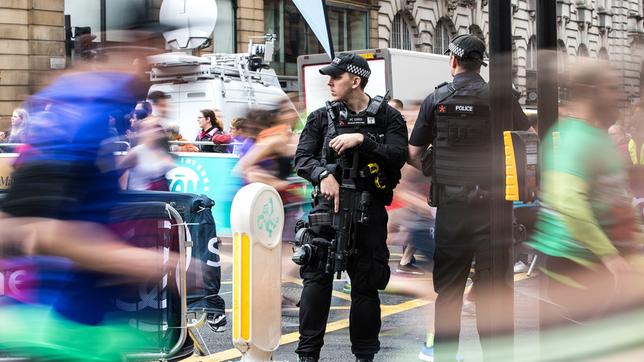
[
  {"xmin": 432, "ymin": 81, "xmax": 491, "ymax": 187},
  {"xmin": 322, "ymin": 96, "xmax": 397, "ymax": 201}
]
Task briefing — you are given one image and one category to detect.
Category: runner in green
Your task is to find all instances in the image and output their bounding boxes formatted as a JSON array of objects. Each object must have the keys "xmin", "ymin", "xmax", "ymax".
[{"xmin": 527, "ymin": 59, "xmax": 644, "ymax": 326}]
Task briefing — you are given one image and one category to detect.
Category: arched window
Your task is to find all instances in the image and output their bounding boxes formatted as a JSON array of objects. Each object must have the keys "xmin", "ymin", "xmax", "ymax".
[
  {"xmin": 599, "ymin": 47, "xmax": 609, "ymax": 60},
  {"xmin": 433, "ymin": 20, "xmax": 451, "ymax": 55},
  {"xmin": 526, "ymin": 36, "xmax": 537, "ymax": 70},
  {"xmin": 390, "ymin": 12, "xmax": 413, "ymax": 50},
  {"xmin": 577, "ymin": 44, "xmax": 589, "ymax": 57}
]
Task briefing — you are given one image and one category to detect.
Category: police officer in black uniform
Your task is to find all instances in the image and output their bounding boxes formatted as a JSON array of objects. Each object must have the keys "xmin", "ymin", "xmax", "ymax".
[
  {"xmin": 294, "ymin": 53, "xmax": 408, "ymax": 362},
  {"xmin": 407, "ymin": 35, "xmax": 532, "ymax": 361}
]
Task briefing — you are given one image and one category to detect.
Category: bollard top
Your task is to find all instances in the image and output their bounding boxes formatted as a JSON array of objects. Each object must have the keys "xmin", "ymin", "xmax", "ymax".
[{"xmin": 230, "ymin": 183, "xmax": 284, "ymax": 249}]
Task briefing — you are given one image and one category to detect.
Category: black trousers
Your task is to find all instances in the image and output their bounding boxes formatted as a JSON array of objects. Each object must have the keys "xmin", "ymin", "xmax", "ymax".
[
  {"xmin": 295, "ymin": 202, "xmax": 390, "ymax": 359},
  {"xmin": 432, "ymin": 193, "xmax": 499, "ymax": 362}
]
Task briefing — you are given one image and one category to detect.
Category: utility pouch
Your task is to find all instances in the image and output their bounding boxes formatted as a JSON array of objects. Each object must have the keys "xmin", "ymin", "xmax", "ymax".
[{"xmin": 421, "ymin": 146, "xmax": 433, "ymax": 177}]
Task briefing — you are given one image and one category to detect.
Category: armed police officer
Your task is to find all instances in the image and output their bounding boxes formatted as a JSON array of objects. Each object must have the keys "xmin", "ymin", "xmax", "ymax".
[
  {"xmin": 293, "ymin": 53, "xmax": 408, "ymax": 362},
  {"xmin": 407, "ymin": 35, "xmax": 532, "ymax": 361}
]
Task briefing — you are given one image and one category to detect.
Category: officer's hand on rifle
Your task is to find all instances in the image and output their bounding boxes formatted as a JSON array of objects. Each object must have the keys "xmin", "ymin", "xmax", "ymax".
[
  {"xmin": 320, "ymin": 173, "xmax": 340, "ymax": 212},
  {"xmin": 330, "ymin": 133, "xmax": 364, "ymax": 155}
]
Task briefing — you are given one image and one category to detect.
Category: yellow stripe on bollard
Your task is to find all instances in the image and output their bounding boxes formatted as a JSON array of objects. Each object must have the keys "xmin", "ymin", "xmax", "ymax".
[
  {"xmin": 232, "ymin": 232, "xmax": 252, "ymax": 341},
  {"xmin": 232, "ymin": 232, "xmax": 240, "ymax": 341},
  {"xmin": 241, "ymin": 232, "xmax": 250, "ymax": 341}
]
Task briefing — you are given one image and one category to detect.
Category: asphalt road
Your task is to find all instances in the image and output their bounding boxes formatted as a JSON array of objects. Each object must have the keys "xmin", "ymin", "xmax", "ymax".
[{"xmin": 184, "ymin": 242, "xmax": 542, "ymax": 362}]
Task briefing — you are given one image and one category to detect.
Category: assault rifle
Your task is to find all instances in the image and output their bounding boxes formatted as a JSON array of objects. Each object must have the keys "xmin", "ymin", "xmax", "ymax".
[{"xmin": 327, "ymin": 149, "xmax": 370, "ymax": 279}]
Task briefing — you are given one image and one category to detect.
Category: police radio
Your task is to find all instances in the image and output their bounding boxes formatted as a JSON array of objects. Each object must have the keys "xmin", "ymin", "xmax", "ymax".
[{"xmin": 504, "ymin": 131, "xmax": 539, "ymax": 202}]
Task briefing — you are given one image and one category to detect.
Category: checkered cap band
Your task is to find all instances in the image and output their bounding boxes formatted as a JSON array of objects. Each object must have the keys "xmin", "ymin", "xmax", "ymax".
[
  {"xmin": 449, "ymin": 42, "xmax": 465, "ymax": 58},
  {"xmin": 346, "ymin": 64, "xmax": 370, "ymax": 79}
]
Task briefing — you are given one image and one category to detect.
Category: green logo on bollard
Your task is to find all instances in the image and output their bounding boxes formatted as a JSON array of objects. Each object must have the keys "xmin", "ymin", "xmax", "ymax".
[{"xmin": 257, "ymin": 197, "xmax": 279, "ymax": 238}]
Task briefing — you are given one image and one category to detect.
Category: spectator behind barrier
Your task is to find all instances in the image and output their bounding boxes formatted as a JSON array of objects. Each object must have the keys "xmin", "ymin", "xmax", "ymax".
[
  {"xmin": 0, "ymin": 108, "xmax": 29, "ymax": 144},
  {"xmin": 196, "ymin": 109, "xmax": 231, "ymax": 153},
  {"xmin": 166, "ymin": 123, "xmax": 198, "ymax": 152}
]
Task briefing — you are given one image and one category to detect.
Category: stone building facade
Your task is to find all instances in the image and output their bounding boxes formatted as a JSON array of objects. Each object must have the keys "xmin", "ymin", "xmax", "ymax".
[
  {"xmin": 0, "ymin": 0, "xmax": 65, "ymax": 130},
  {"xmin": 378, "ymin": 0, "xmax": 644, "ymax": 106}
]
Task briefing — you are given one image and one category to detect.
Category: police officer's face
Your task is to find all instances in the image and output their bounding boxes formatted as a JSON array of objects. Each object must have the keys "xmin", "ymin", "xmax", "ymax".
[{"xmin": 328, "ymin": 72, "xmax": 358, "ymax": 101}]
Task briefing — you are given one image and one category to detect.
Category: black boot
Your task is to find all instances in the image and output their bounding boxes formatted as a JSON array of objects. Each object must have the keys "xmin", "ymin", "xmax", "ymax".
[
  {"xmin": 297, "ymin": 355, "xmax": 319, "ymax": 362},
  {"xmin": 356, "ymin": 356, "xmax": 374, "ymax": 362}
]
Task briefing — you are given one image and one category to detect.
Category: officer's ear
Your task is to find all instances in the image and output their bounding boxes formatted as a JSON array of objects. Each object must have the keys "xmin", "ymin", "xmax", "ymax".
[
  {"xmin": 351, "ymin": 74, "xmax": 362, "ymax": 90},
  {"xmin": 449, "ymin": 55, "xmax": 458, "ymax": 70}
]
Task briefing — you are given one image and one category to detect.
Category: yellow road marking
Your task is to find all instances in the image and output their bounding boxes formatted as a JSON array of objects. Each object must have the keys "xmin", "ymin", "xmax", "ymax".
[
  {"xmin": 182, "ymin": 298, "xmax": 432, "ymax": 362},
  {"xmin": 284, "ymin": 276, "xmax": 353, "ymax": 302},
  {"xmin": 184, "ymin": 271, "xmax": 534, "ymax": 361}
]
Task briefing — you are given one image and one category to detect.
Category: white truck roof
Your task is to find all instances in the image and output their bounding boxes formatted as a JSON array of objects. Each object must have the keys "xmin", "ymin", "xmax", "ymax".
[
  {"xmin": 297, "ymin": 48, "xmax": 489, "ymax": 115},
  {"xmin": 147, "ymin": 50, "xmax": 289, "ymax": 141}
]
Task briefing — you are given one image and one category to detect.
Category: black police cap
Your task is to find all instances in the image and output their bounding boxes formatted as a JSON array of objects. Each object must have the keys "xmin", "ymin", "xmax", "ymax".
[
  {"xmin": 444, "ymin": 34, "xmax": 488, "ymax": 67},
  {"xmin": 319, "ymin": 53, "xmax": 371, "ymax": 79}
]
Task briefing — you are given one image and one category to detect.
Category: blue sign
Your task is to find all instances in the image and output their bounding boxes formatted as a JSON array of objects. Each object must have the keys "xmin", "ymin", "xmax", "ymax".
[{"xmin": 167, "ymin": 154, "xmax": 243, "ymax": 235}]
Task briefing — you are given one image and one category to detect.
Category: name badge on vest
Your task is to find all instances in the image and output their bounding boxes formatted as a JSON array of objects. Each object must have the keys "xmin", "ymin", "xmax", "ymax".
[{"xmin": 339, "ymin": 114, "xmax": 369, "ymax": 127}]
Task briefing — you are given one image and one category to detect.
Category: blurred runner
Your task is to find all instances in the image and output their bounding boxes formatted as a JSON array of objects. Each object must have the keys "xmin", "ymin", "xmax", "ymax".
[
  {"xmin": 121, "ymin": 123, "xmax": 176, "ymax": 191},
  {"xmin": 0, "ymin": 21, "xmax": 189, "ymax": 362},
  {"xmin": 528, "ymin": 58, "xmax": 644, "ymax": 329}
]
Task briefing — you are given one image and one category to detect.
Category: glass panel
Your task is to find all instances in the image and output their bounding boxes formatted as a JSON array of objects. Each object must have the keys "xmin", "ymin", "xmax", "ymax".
[
  {"xmin": 65, "ymin": 0, "xmax": 101, "ymax": 42},
  {"xmin": 283, "ymin": 2, "xmax": 307, "ymax": 66},
  {"xmin": 391, "ymin": 13, "xmax": 412, "ymax": 50},
  {"xmin": 214, "ymin": 0, "xmax": 235, "ymax": 53},
  {"xmin": 434, "ymin": 21, "xmax": 447, "ymax": 54},
  {"xmin": 403, "ymin": 17, "xmax": 411, "ymax": 50},
  {"xmin": 328, "ymin": 8, "xmax": 346, "ymax": 51},
  {"xmin": 106, "ymin": 0, "xmax": 148, "ymax": 42},
  {"xmin": 348, "ymin": 9, "xmax": 366, "ymax": 50},
  {"xmin": 264, "ymin": 0, "xmax": 283, "ymax": 74},
  {"xmin": 527, "ymin": 37, "xmax": 537, "ymax": 70},
  {"xmin": 391, "ymin": 14, "xmax": 401, "ymax": 49}
]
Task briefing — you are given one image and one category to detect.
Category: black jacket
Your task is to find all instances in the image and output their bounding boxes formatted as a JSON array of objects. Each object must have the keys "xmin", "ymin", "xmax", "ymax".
[{"xmin": 294, "ymin": 98, "xmax": 408, "ymax": 204}]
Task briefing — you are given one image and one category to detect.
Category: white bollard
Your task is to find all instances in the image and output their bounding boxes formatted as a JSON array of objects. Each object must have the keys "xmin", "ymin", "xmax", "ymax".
[{"xmin": 230, "ymin": 183, "xmax": 284, "ymax": 361}]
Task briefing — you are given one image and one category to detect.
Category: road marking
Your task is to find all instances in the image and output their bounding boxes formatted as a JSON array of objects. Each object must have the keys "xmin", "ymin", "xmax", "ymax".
[
  {"xmin": 284, "ymin": 276, "xmax": 353, "ymax": 302},
  {"xmin": 184, "ymin": 271, "xmax": 535, "ymax": 361},
  {"xmin": 183, "ymin": 297, "xmax": 432, "ymax": 362}
]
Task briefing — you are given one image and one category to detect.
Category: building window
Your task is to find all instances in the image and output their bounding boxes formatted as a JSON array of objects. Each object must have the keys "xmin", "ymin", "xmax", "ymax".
[
  {"xmin": 213, "ymin": 0, "xmax": 235, "ymax": 53},
  {"xmin": 577, "ymin": 44, "xmax": 589, "ymax": 57},
  {"xmin": 526, "ymin": 36, "xmax": 537, "ymax": 70},
  {"xmin": 390, "ymin": 12, "xmax": 413, "ymax": 50},
  {"xmin": 265, "ymin": 0, "xmax": 368, "ymax": 76},
  {"xmin": 599, "ymin": 47, "xmax": 609, "ymax": 60},
  {"xmin": 433, "ymin": 20, "xmax": 451, "ymax": 54},
  {"xmin": 66, "ymin": 0, "xmax": 232, "ymax": 54},
  {"xmin": 65, "ymin": 0, "xmax": 150, "ymax": 43}
]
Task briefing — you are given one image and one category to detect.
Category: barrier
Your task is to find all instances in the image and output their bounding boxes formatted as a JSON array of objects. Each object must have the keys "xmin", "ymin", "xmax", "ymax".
[
  {"xmin": 0, "ymin": 200, "xmax": 190, "ymax": 361},
  {"xmin": 230, "ymin": 183, "xmax": 284, "ymax": 361},
  {"xmin": 109, "ymin": 201, "xmax": 190, "ymax": 360}
]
